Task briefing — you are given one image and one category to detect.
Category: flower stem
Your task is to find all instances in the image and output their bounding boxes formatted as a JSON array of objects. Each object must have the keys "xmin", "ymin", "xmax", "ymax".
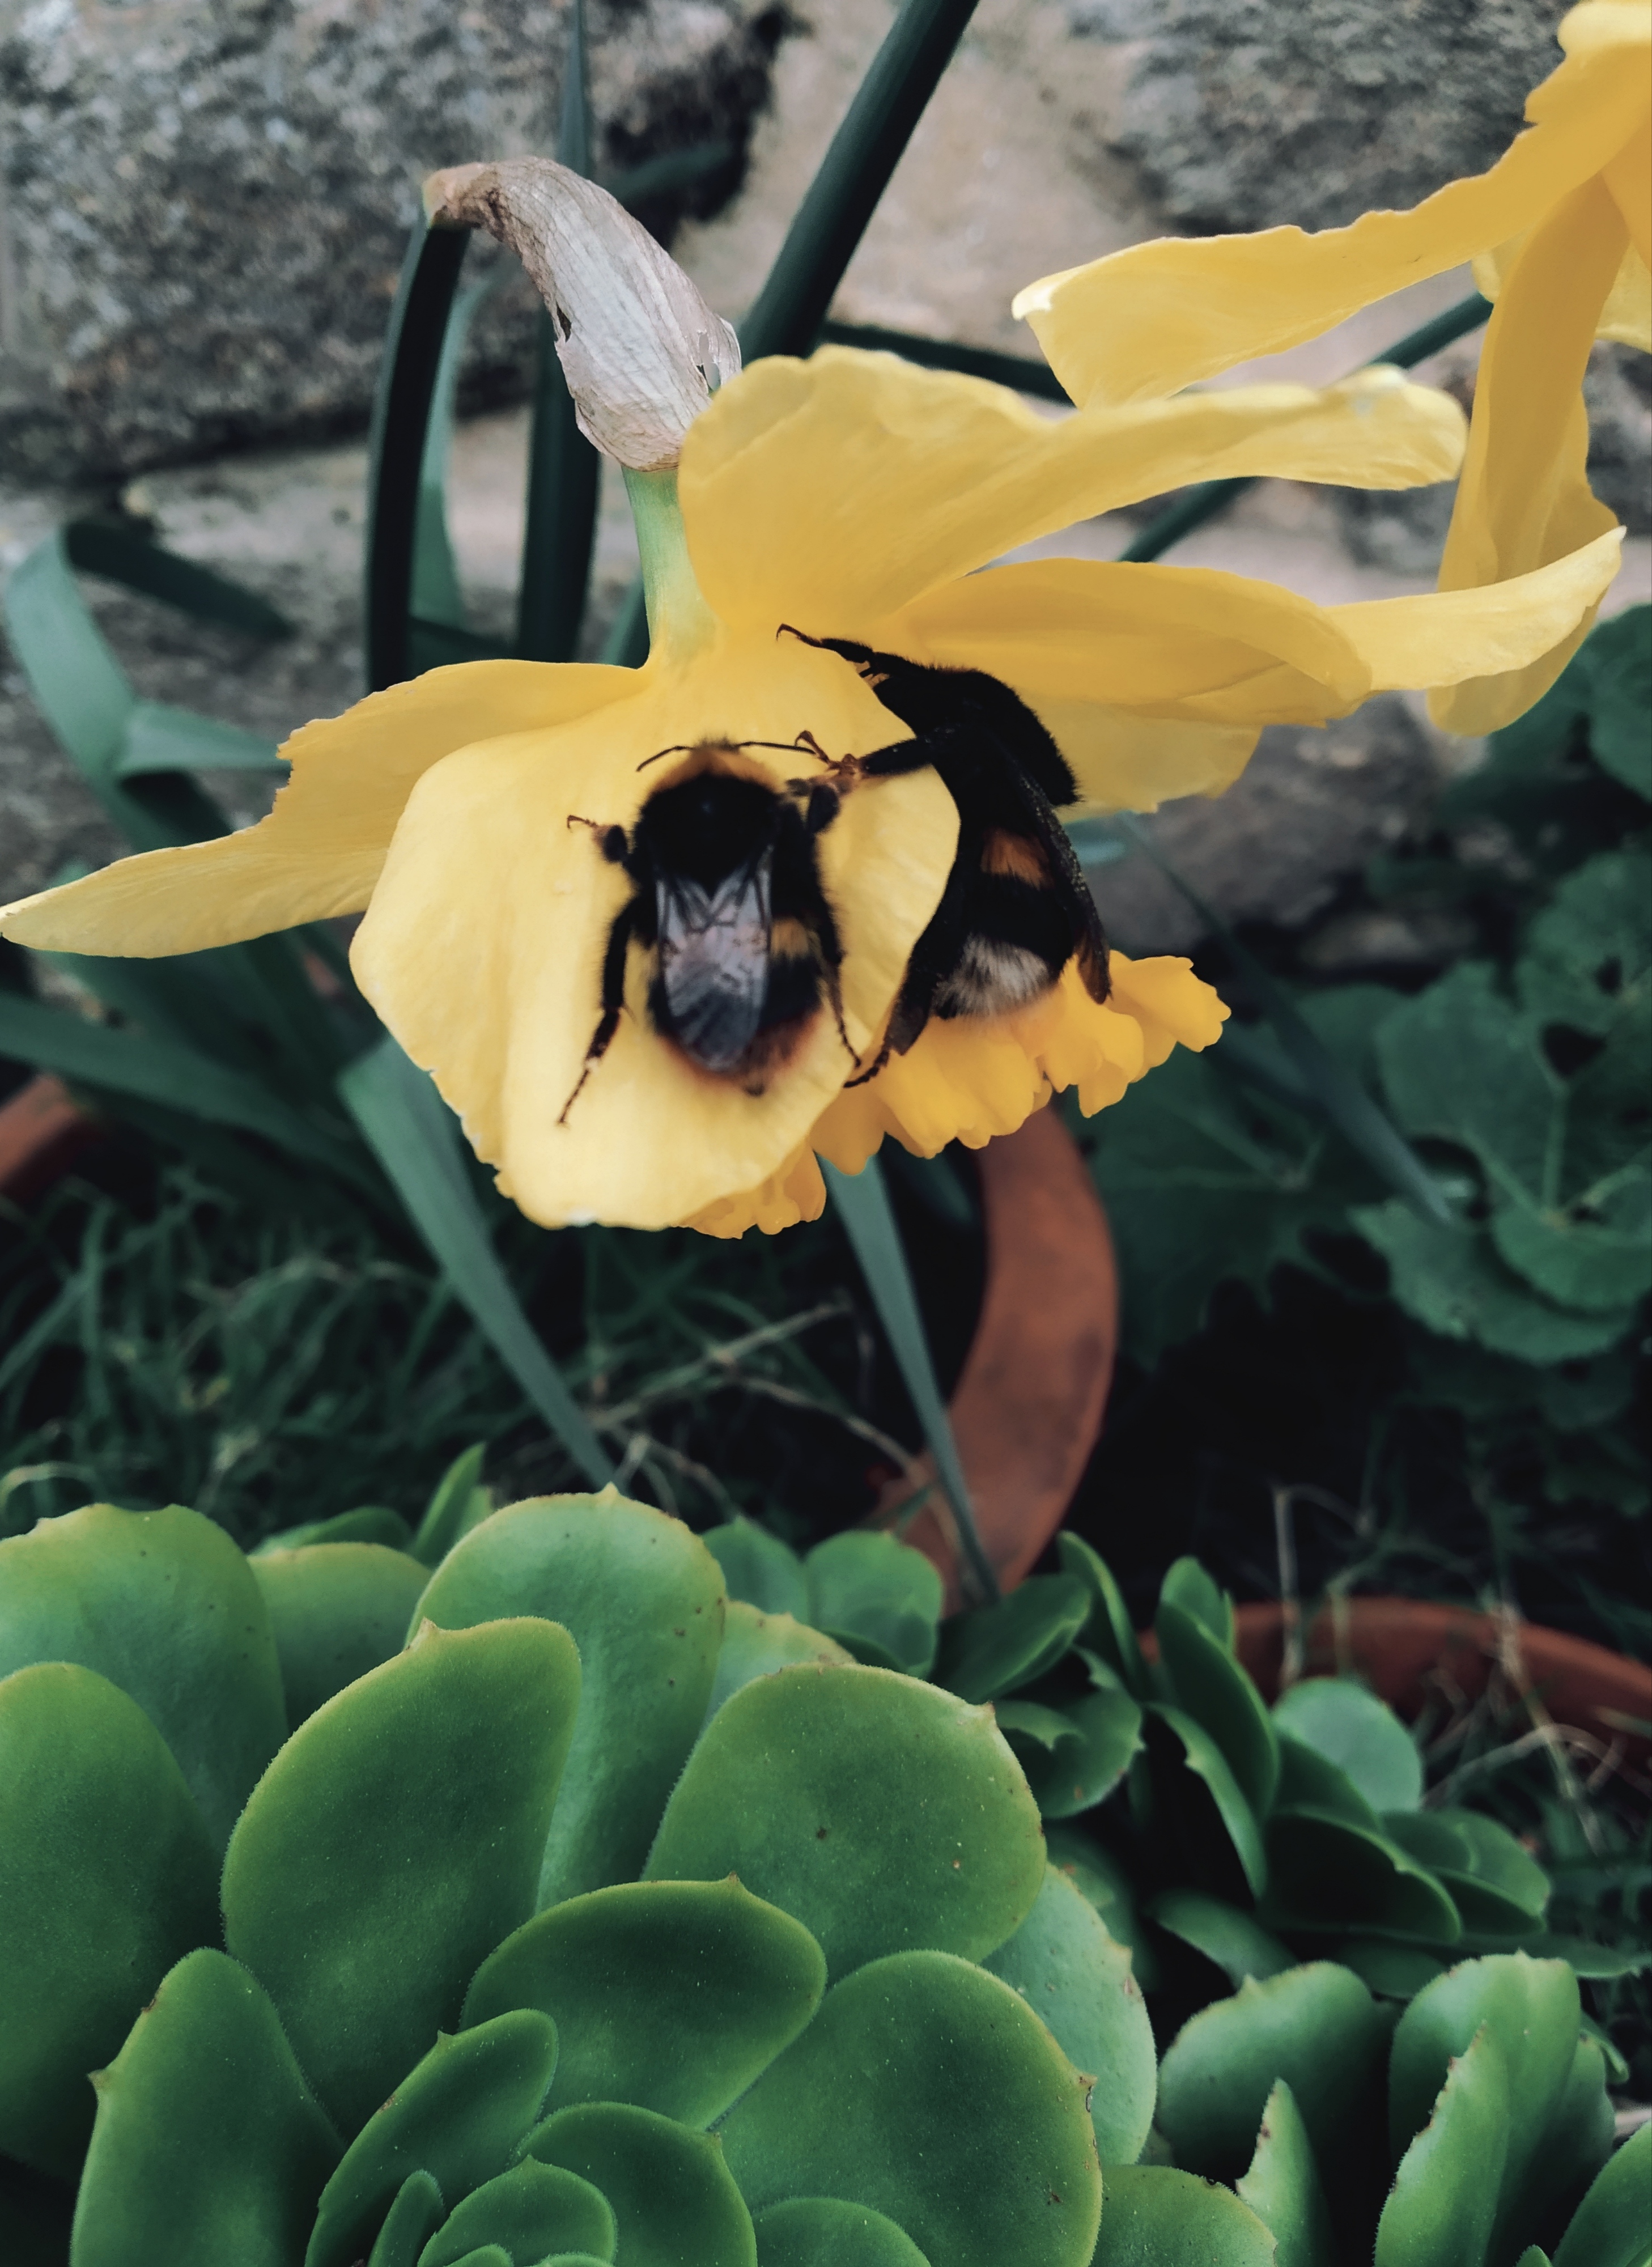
[{"xmin": 622, "ymin": 467, "xmax": 717, "ymax": 664}]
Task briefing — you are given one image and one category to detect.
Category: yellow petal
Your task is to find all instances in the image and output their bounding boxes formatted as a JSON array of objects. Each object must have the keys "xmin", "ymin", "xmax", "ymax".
[
  {"xmin": 810, "ymin": 954, "xmax": 1229, "ymax": 1173},
  {"xmin": 1015, "ymin": 0, "xmax": 1651, "ymax": 405},
  {"xmin": 1604, "ymin": 114, "xmax": 1651, "ymax": 266},
  {"xmin": 1598, "ymin": 245, "xmax": 1652, "ymax": 349},
  {"xmin": 1430, "ymin": 175, "xmax": 1629, "ymax": 734},
  {"xmin": 1332, "ymin": 528, "xmax": 1624, "ymax": 704},
  {"xmin": 686, "ymin": 1144, "xmax": 826, "ymax": 1239},
  {"xmin": 0, "ymin": 661, "xmax": 631, "ymax": 955},
  {"xmin": 884, "ymin": 555, "xmax": 1372, "ymax": 728},
  {"xmin": 681, "ymin": 350, "xmax": 1465, "ymax": 636},
  {"xmin": 350, "ymin": 630, "xmax": 958, "ymax": 1230},
  {"xmin": 1019, "ymin": 703, "xmax": 1260, "ymax": 817}
]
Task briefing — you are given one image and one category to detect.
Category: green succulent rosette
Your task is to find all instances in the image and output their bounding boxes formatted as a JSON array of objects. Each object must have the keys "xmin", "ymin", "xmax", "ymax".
[{"xmin": 0, "ymin": 1491, "xmax": 1153, "ymax": 2266}]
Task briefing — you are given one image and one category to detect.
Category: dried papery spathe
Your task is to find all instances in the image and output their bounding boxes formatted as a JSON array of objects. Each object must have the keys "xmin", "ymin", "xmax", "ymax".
[{"xmin": 425, "ymin": 157, "xmax": 741, "ymax": 471}]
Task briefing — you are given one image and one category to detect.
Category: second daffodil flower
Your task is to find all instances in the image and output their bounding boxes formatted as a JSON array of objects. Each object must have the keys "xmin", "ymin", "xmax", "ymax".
[
  {"xmin": 1013, "ymin": 0, "xmax": 1646, "ymax": 734},
  {"xmin": 0, "ymin": 160, "xmax": 1624, "ymax": 1234}
]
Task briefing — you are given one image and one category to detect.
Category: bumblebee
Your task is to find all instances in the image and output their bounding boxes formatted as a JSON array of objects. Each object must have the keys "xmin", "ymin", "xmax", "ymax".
[
  {"xmin": 559, "ymin": 738, "xmax": 855, "ymax": 1123},
  {"xmin": 780, "ymin": 630, "xmax": 1110, "ymax": 1085}
]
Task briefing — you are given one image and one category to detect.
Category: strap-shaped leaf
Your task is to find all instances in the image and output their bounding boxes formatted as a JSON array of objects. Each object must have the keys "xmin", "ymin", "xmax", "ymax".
[
  {"xmin": 64, "ymin": 515, "xmax": 294, "ymax": 639},
  {"xmin": 737, "ymin": 0, "xmax": 982, "ymax": 362},
  {"xmin": 517, "ymin": 0, "xmax": 602, "ymax": 666},
  {"xmin": 337, "ymin": 1036, "xmax": 613, "ymax": 1489},
  {"xmin": 0, "ymin": 991, "xmax": 381, "ymax": 1196},
  {"xmin": 822, "ymin": 1156, "xmax": 997, "ymax": 1606},
  {"xmin": 363, "ymin": 222, "xmax": 472, "ymax": 690}
]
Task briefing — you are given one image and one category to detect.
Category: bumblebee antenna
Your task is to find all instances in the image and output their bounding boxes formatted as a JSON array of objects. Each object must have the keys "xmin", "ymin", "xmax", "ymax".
[
  {"xmin": 777, "ymin": 623, "xmax": 827, "ymax": 649},
  {"xmin": 636, "ymin": 736, "xmax": 831, "ymax": 772}
]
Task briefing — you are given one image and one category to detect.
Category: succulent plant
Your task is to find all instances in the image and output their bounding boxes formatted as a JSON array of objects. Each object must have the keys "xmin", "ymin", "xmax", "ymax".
[
  {"xmin": 0, "ymin": 1490, "xmax": 1158, "ymax": 2265},
  {"xmin": 1106, "ymin": 1949, "xmax": 1650, "ymax": 2267},
  {"xmin": 714, "ymin": 1514, "xmax": 1636, "ymax": 2021}
]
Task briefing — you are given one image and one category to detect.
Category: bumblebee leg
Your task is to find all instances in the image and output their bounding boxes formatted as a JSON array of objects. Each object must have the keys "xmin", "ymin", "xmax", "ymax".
[
  {"xmin": 558, "ymin": 898, "xmax": 636, "ymax": 1125},
  {"xmin": 567, "ymin": 814, "xmax": 630, "ymax": 865}
]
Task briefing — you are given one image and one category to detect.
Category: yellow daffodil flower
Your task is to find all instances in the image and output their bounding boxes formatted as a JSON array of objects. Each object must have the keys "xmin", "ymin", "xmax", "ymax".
[
  {"xmin": 0, "ymin": 172, "xmax": 1623, "ymax": 1238},
  {"xmin": 1014, "ymin": 0, "xmax": 1649, "ymax": 735}
]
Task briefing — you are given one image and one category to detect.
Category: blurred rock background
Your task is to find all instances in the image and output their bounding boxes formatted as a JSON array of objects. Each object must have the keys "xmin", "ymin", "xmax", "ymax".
[{"xmin": 1, "ymin": 0, "xmax": 1646, "ymax": 944}]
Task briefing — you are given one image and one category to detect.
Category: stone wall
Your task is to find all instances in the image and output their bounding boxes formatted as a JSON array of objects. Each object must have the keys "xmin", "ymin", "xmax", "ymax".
[{"xmin": 0, "ymin": 0, "xmax": 784, "ymax": 483}]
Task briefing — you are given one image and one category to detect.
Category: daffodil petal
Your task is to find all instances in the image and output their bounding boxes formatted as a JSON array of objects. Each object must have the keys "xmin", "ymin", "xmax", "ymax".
[
  {"xmin": 810, "ymin": 955, "xmax": 1228, "ymax": 1173},
  {"xmin": 349, "ymin": 632, "xmax": 957, "ymax": 1230},
  {"xmin": 686, "ymin": 1144, "xmax": 826, "ymax": 1239},
  {"xmin": 1604, "ymin": 101, "xmax": 1651, "ymax": 267},
  {"xmin": 1327, "ymin": 527, "xmax": 1624, "ymax": 722},
  {"xmin": 1598, "ymin": 245, "xmax": 1652, "ymax": 349},
  {"xmin": 0, "ymin": 661, "xmax": 631, "ymax": 955},
  {"xmin": 1020, "ymin": 703, "xmax": 1260, "ymax": 817},
  {"xmin": 886, "ymin": 555, "xmax": 1373, "ymax": 720},
  {"xmin": 1428, "ymin": 175, "xmax": 1629, "ymax": 735},
  {"xmin": 1014, "ymin": 0, "xmax": 1651, "ymax": 405},
  {"xmin": 681, "ymin": 350, "xmax": 1464, "ymax": 635}
]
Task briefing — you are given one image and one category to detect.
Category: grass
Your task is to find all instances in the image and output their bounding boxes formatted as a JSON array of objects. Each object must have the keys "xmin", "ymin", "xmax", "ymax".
[{"xmin": 0, "ymin": 1125, "xmax": 980, "ymax": 1551}]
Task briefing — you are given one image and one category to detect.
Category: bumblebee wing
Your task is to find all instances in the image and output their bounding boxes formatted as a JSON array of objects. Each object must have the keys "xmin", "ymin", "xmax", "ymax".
[{"xmin": 656, "ymin": 854, "xmax": 774, "ymax": 1071}]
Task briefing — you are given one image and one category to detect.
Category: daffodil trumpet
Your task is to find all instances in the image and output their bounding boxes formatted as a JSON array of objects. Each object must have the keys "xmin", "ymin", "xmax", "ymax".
[
  {"xmin": 1013, "ymin": 0, "xmax": 1649, "ymax": 733},
  {"xmin": 0, "ymin": 160, "xmax": 1624, "ymax": 1236}
]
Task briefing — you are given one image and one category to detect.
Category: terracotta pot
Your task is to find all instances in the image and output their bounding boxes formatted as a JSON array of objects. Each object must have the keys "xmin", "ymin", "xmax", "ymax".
[
  {"xmin": 1229, "ymin": 1596, "xmax": 1652, "ymax": 1772},
  {"xmin": 0, "ymin": 1074, "xmax": 100, "ymax": 1205},
  {"xmin": 872, "ymin": 1106, "xmax": 1118, "ymax": 1610}
]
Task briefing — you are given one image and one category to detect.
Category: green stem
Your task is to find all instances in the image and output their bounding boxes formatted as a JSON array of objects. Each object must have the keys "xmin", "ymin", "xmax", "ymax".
[{"xmin": 622, "ymin": 468, "xmax": 717, "ymax": 662}]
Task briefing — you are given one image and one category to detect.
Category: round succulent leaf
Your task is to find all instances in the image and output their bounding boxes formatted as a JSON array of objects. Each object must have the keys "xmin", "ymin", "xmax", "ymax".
[
  {"xmin": 754, "ymin": 2196, "xmax": 931, "ymax": 2264},
  {"xmin": 415, "ymin": 2158, "xmax": 617, "ymax": 2266},
  {"xmin": 1274, "ymin": 1734, "xmax": 1383, "ymax": 1831},
  {"xmin": 411, "ymin": 1495, "xmax": 725, "ymax": 1908},
  {"xmin": 1145, "ymin": 1891, "xmax": 1294, "ymax": 1990},
  {"xmin": 0, "ymin": 1663, "xmax": 219, "ymax": 2180},
  {"xmin": 250, "ymin": 1544, "xmax": 432, "ymax": 1729},
  {"xmin": 1144, "ymin": 1706, "xmax": 1268, "ymax": 1901},
  {"xmin": 410, "ymin": 1444, "xmax": 491, "ymax": 1569},
  {"xmin": 437, "ymin": 2251, "xmax": 508, "ymax": 2267},
  {"xmin": 1157, "ymin": 1561, "xmax": 1232, "ymax": 1649},
  {"xmin": 1154, "ymin": 1603, "xmax": 1279, "ymax": 1816},
  {"xmin": 1157, "ymin": 1962, "xmax": 1391, "ymax": 2183},
  {"xmin": 1334, "ymin": 1939, "xmax": 1447, "ymax": 2002},
  {"xmin": 1374, "ymin": 2020, "xmax": 1509, "ymax": 2267},
  {"xmin": 0, "ymin": 1502, "xmax": 285, "ymax": 1851},
  {"xmin": 1272, "ymin": 1680, "xmax": 1422, "ymax": 1814},
  {"xmin": 1388, "ymin": 1954, "xmax": 1583, "ymax": 2253},
  {"xmin": 720, "ymin": 1950, "xmax": 1100, "ymax": 2267},
  {"xmin": 306, "ymin": 2011, "xmax": 559, "ymax": 2267},
  {"xmin": 70, "ymin": 1950, "xmax": 339, "ymax": 2267},
  {"xmin": 1088, "ymin": 2165, "xmax": 1276, "ymax": 2266},
  {"xmin": 256, "ymin": 1507, "xmax": 415, "ymax": 1554},
  {"xmin": 461, "ymin": 1878, "xmax": 826, "ymax": 2128},
  {"xmin": 644, "ymin": 1664, "xmax": 1044, "ymax": 1978},
  {"xmin": 935, "ymin": 1573, "xmax": 1092, "ymax": 1704},
  {"xmin": 703, "ymin": 1603, "xmax": 852, "ymax": 1726},
  {"xmin": 1044, "ymin": 1831, "xmax": 1158, "ymax": 1994},
  {"xmin": 540, "ymin": 2256, "xmax": 617, "ymax": 2266},
  {"xmin": 366, "ymin": 2172, "xmax": 444, "ymax": 2267},
  {"xmin": 1056, "ymin": 1534, "xmax": 1148, "ymax": 1700},
  {"xmin": 525, "ymin": 2100, "xmax": 756, "ymax": 2267},
  {"xmin": 802, "ymin": 1533, "xmax": 943, "ymax": 1678},
  {"xmin": 224, "ymin": 1617, "xmax": 579, "ymax": 2136},
  {"xmin": 1439, "ymin": 1810, "xmax": 1551, "ymax": 1918},
  {"xmin": 704, "ymin": 1518, "xmax": 810, "ymax": 1620},
  {"xmin": 984, "ymin": 1865, "xmax": 1157, "ymax": 2168},
  {"xmin": 1005, "ymin": 1685, "xmax": 1143, "ymax": 1822},
  {"xmin": 1235, "ymin": 2079, "xmax": 1335, "ymax": 2267},
  {"xmin": 1552, "ymin": 2120, "xmax": 1652, "ymax": 2267},
  {"xmin": 1263, "ymin": 1810, "xmax": 1461, "ymax": 1943},
  {"xmin": 1517, "ymin": 2034, "xmax": 1616, "ymax": 2240}
]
